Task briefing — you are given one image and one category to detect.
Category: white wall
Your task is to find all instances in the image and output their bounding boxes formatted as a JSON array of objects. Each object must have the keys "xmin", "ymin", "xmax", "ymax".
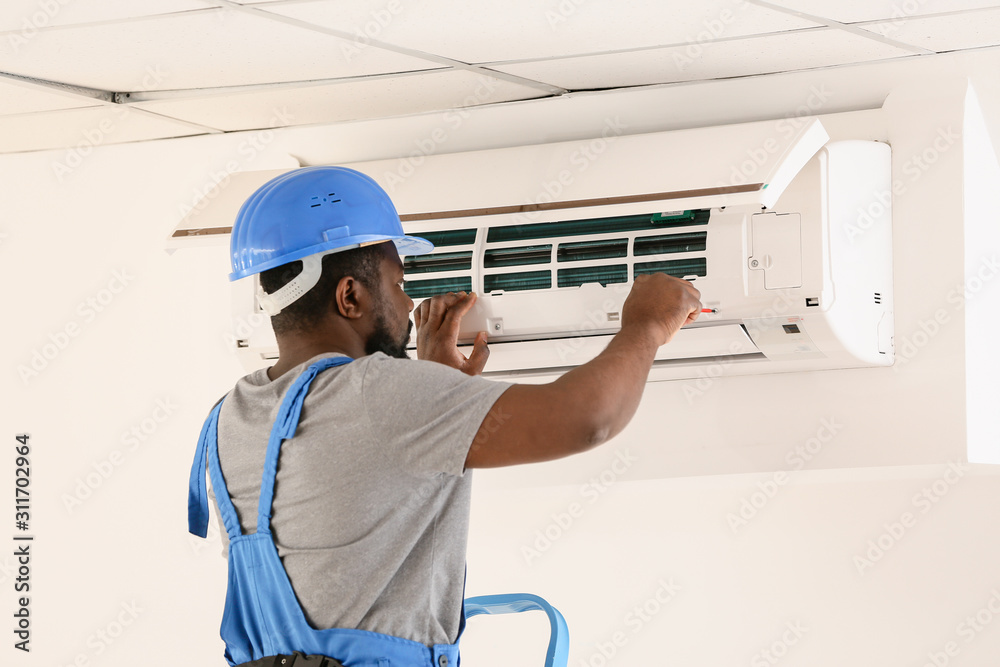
[{"xmin": 3, "ymin": 49, "xmax": 1000, "ymax": 667}]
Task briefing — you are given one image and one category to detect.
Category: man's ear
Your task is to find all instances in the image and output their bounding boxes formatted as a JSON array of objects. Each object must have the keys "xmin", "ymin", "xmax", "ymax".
[{"xmin": 333, "ymin": 275, "xmax": 369, "ymax": 320}]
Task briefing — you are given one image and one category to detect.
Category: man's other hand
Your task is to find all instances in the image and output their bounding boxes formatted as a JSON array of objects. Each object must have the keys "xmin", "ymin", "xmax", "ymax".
[{"xmin": 414, "ymin": 292, "xmax": 489, "ymax": 376}]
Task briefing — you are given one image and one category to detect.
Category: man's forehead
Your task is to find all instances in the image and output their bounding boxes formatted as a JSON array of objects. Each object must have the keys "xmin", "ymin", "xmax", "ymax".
[{"xmin": 375, "ymin": 241, "xmax": 404, "ymax": 272}]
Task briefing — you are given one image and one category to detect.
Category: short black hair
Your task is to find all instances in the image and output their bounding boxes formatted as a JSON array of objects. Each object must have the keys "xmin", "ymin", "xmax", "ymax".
[{"xmin": 259, "ymin": 243, "xmax": 384, "ymax": 335}]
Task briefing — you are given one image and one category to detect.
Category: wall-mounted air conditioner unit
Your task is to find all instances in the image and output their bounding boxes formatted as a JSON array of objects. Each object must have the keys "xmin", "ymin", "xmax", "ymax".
[{"xmin": 179, "ymin": 117, "xmax": 893, "ymax": 381}]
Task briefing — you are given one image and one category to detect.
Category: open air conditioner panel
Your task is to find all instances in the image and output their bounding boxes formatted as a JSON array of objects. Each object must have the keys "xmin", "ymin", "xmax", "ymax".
[{"xmin": 219, "ymin": 119, "xmax": 891, "ymax": 382}]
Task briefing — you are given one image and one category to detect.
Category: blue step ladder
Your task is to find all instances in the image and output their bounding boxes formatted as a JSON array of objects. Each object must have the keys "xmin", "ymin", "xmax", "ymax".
[{"xmin": 464, "ymin": 594, "xmax": 569, "ymax": 667}]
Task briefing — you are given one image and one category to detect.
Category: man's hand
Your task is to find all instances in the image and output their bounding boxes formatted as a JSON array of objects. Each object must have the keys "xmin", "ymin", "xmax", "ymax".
[
  {"xmin": 621, "ymin": 273, "xmax": 703, "ymax": 346},
  {"xmin": 413, "ymin": 291, "xmax": 490, "ymax": 376}
]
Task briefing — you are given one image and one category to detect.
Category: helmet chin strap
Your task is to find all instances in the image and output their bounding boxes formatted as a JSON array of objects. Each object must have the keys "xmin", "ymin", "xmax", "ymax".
[
  {"xmin": 256, "ymin": 248, "xmax": 343, "ymax": 316},
  {"xmin": 256, "ymin": 240, "xmax": 393, "ymax": 316}
]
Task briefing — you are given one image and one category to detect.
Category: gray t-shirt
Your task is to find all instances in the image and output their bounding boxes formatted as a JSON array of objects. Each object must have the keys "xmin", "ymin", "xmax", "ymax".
[{"xmin": 207, "ymin": 351, "xmax": 511, "ymax": 646}]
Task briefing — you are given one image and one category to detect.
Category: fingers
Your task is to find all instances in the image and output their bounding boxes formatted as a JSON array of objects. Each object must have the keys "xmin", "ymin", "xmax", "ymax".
[
  {"xmin": 440, "ymin": 292, "xmax": 477, "ymax": 333},
  {"xmin": 417, "ymin": 291, "xmax": 476, "ymax": 336},
  {"xmin": 423, "ymin": 291, "xmax": 465, "ymax": 330},
  {"xmin": 414, "ymin": 299, "xmax": 427, "ymax": 328},
  {"xmin": 464, "ymin": 331, "xmax": 490, "ymax": 376}
]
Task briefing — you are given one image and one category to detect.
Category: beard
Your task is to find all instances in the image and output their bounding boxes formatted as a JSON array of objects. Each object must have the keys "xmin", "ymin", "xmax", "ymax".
[{"xmin": 365, "ymin": 304, "xmax": 412, "ymax": 360}]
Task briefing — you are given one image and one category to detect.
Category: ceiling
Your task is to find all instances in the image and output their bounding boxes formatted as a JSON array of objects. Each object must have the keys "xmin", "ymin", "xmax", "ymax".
[{"xmin": 1, "ymin": 0, "xmax": 999, "ymax": 154}]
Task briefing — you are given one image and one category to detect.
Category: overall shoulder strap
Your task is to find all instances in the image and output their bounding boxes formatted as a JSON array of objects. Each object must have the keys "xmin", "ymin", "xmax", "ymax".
[
  {"xmin": 256, "ymin": 355, "xmax": 353, "ymax": 535},
  {"xmin": 187, "ymin": 396, "xmax": 227, "ymax": 538}
]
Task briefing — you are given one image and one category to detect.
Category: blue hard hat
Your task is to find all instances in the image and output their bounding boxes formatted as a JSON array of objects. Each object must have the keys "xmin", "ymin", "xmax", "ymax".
[{"xmin": 229, "ymin": 166, "xmax": 433, "ymax": 281}]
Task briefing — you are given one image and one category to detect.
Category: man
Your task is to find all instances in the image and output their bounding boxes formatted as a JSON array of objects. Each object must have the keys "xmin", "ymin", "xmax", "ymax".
[{"xmin": 188, "ymin": 166, "xmax": 701, "ymax": 667}]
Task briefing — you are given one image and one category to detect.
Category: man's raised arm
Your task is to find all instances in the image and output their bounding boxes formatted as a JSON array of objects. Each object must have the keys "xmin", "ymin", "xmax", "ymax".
[{"xmin": 414, "ymin": 273, "xmax": 702, "ymax": 468}]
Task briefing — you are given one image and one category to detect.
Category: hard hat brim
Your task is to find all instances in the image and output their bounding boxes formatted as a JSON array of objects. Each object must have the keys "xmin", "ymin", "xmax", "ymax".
[{"xmin": 228, "ymin": 233, "xmax": 433, "ymax": 281}]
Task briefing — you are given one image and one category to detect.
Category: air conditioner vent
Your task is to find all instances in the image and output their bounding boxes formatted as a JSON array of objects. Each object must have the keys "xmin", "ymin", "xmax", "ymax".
[
  {"xmin": 484, "ymin": 245, "xmax": 552, "ymax": 268},
  {"xmin": 485, "ymin": 209, "xmax": 708, "ymax": 243},
  {"xmin": 558, "ymin": 264, "xmax": 628, "ymax": 288},
  {"xmin": 403, "ymin": 251, "xmax": 472, "ymax": 274},
  {"xmin": 484, "ymin": 270, "xmax": 551, "ymax": 293},
  {"xmin": 404, "ymin": 210, "xmax": 712, "ymax": 300},
  {"xmin": 634, "ymin": 258, "xmax": 707, "ymax": 279},
  {"xmin": 557, "ymin": 239, "xmax": 628, "ymax": 263},
  {"xmin": 415, "ymin": 228, "xmax": 477, "ymax": 247},
  {"xmin": 634, "ymin": 231, "xmax": 707, "ymax": 256},
  {"xmin": 403, "ymin": 276, "xmax": 472, "ymax": 299}
]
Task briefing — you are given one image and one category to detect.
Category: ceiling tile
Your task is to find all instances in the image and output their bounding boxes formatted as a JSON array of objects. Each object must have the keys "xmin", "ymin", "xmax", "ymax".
[
  {"xmin": 264, "ymin": 0, "xmax": 822, "ymax": 64},
  {"xmin": 0, "ymin": 77, "xmax": 102, "ymax": 116},
  {"xmin": 0, "ymin": 106, "xmax": 207, "ymax": 153},
  {"xmin": 762, "ymin": 0, "xmax": 1000, "ymax": 24},
  {"xmin": 133, "ymin": 70, "xmax": 547, "ymax": 132},
  {"xmin": 237, "ymin": 0, "xmax": 328, "ymax": 4},
  {"xmin": 858, "ymin": 7, "xmax": 1000, "ymax": 51},
  {"xmin": 0, "ymin": 8, "xmax": 440, "ymax": 93},
  {"xmin": 0, "ymin": 0, "xmax": 207, "ymax": 32},
  {"xmin": 490, "ymin": 28, "xmax": 916, "ymax": 90}
]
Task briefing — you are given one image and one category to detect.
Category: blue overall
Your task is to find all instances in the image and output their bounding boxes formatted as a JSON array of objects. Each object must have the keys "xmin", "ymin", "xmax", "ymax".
[{"xmin": 188, "ymin": 356, "xmax": 464, "ymax": 667}]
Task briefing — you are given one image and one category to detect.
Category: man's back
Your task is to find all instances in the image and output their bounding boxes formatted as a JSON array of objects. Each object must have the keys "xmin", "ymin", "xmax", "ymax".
[{"xmin": 210, "ymin": 351, "xmax": 510, "ymax": 645}]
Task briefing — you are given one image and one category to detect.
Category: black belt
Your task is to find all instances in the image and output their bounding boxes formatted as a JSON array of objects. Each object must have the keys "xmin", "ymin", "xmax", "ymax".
[{"xmin": 238, "ymin": 651, "xmax": 345, "ymax": 667}]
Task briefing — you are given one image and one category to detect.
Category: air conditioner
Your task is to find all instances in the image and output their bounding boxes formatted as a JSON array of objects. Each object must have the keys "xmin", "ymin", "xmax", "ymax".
[{"xmin": 176, "ymin": 117, "xmax": 893, "ymax": 381}]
